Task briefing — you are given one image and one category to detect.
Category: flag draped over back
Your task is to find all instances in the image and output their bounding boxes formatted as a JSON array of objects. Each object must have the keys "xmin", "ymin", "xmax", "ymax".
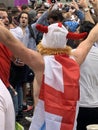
[
  {"xmin": 29, "ymin": 54, "xmax": 80, "ymax": 130},
  {"xmin": 14, "ymin": 0, "xmax": 28, "ymax": 6}
]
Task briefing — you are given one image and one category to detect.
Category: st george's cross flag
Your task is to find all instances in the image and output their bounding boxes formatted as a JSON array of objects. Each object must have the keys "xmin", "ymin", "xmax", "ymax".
[{"xmin": 29, "ymin": 54, "xmax": 80, "ymax": 130}]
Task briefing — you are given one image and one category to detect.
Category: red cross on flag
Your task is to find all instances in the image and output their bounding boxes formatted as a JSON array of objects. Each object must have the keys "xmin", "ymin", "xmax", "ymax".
[{"xmin": 29, "ymin": 54, "xmax": 80, "ymax": 130}]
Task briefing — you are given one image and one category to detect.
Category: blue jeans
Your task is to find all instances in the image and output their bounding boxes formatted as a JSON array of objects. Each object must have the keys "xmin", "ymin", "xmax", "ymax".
[{"xmin": 13, "ymin": 84, "xmax": 23, "ymax": 116}]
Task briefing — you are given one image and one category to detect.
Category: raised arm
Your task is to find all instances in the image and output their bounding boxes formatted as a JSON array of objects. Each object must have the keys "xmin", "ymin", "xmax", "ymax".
[
  {"xmin": 89, "ymin": 0, "xmax": 98, "ymax": 17},
  {"xmin": 0, "ymin": 24, "xmax": 44, "ymax": 80},
  {"xmin": 72, "ymin": 23, "xmax": 98, "ymax": 65},
  {"xmin": 79, "ymin": 0, "xmax": 95, "ymax": 24}
]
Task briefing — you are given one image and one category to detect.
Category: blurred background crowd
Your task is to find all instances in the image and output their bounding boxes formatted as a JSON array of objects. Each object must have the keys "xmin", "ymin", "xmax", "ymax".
[{"xmin": 0, "ymin": 0, "xmax": 98, "ymax": 129}]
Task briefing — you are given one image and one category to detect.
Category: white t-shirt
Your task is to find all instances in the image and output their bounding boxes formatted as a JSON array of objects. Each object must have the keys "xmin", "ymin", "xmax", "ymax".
[
  {"xmin": 10, "ymin": 26, "xmax": 23, "ymax": 41},
  {"xmin": 0, "ymin": 79, "xmax": 15, "ymax": 130},
  {"xmin": 79, "ymin": 46, "xmax": 98, "ymax": 107}
]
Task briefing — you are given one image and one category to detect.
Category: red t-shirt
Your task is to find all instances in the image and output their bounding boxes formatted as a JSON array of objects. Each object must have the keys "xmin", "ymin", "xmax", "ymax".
[{"xmin": 0, "ymin": 43, "xmax": 13, "ymax": 87}]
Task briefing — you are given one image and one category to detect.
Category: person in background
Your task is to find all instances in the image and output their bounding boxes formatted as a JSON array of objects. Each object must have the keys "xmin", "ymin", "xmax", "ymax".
[
  {"xmin": 9, "ymin": 11, "xmax": 36, "ymax": 121},
  {"xmin": 0, "ymin": 8, "xmax": 10, "ymax": 29},
  {"xmin": 0, "ymin": 8, "xmax": 16, "ymax": 105},
  {"xmin": 0, "ymin": 7, "xmax": 15, "ymax": 129},
  {"xmin": 0, "ymin": 20, "xmax": 98, "ymax": 130},
  {"xmin": 21, "ymin": 4, "xmax": 31, "ymax": 13},
  {"xmin": 76, "ymin": 21, "xmax": 98, "ymax": 130},
  {"xmin": 0, "ymin": 79, "xmax": 15, "ymax": 130}
]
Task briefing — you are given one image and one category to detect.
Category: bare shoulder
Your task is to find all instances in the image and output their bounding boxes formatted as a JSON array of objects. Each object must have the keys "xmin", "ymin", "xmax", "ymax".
[{"xmin": 71, "ymin": 39, "xmax": 92, "ymax": 65}]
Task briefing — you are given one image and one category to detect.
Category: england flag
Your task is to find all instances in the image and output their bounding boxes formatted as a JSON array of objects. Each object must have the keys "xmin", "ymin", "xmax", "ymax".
[{"xmin": 29, "ymin": 54, "xmax": 80, "ymax": 130}]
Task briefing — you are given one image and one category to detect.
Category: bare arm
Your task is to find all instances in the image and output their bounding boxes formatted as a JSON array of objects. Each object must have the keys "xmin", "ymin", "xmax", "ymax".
[
  {"xmin": 79, "ymin": 0, "xmax": 95, "ymax": 24},
  {"xmin": 33, "ymin": 77, "xmax": 41, "ymax": 107},
  {"xmin": 0, "ymin": 25, "xmax": 44, "ymax": 85},
  {"xmin": 72, "ymin": 23, "xmax": 98, "ymax": 65}
]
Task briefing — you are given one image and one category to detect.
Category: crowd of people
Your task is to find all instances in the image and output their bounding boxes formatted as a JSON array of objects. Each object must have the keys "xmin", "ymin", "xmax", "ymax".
[{"xmin": 0, "ymin": 0, "xmax": 98, "ymax": 130}]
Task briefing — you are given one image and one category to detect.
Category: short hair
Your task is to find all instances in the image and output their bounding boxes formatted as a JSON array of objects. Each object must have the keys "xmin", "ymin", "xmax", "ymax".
[
  {"xmin": 47, "ymin": 9, "xmax": 64, "ymax": 22},
  {"xmin": 79, "ymin": 21, "xmax": 95, "ymax": 34},
  {"xmin": 0, "ymin": 8, "xmax": 7, "ymax": 11},
  {"xmin": 21, "ymin": 4, "xmax": 29, "ymax": 10},
  {"xmin": 0, "ymin": 3, "xmax": 6, "ymax": 9},
  {"xmin": 11, "ymin": 6, "xmax": 20, "ymax": 13},
  {"xmin": 0, "ymin": 3, "xmax": 7, "ymax": 12},
  {"xmin": 79, "ymin": 21, "xmax": 95, "ymax": 39}
]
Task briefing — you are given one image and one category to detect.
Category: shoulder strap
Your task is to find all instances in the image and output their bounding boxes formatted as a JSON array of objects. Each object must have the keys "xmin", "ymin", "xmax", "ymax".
[{"xmin": 28, "ymin": 24, "xmax": 35, "ymax": 39}]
